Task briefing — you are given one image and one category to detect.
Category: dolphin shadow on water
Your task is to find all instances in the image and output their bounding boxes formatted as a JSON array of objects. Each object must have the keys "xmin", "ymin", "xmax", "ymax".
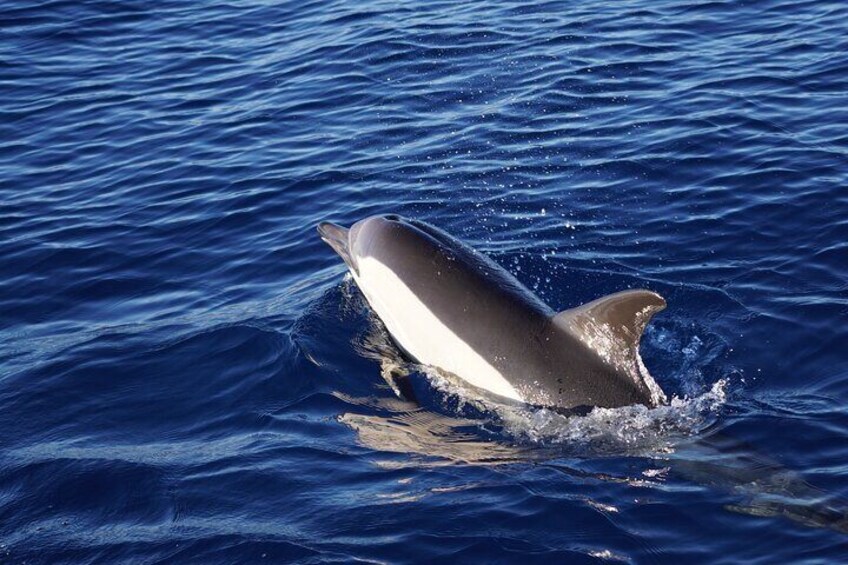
[
  {"xmin": 665, "ymin": 431, "xmax": 848, "ymax": 534},
  {"xmin": 343, "ymin": 325, "xmax": 848, "ymax": 536},
  {"xmin": 345, "ymin": 314, "xmax": 848, "ymax": 536},
  {"xmin": 316, "ymin": 214, "xmax": 848, "ymax": 535}
]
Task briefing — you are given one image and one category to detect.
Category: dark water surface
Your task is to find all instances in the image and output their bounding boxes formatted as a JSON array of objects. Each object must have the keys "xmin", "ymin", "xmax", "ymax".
[{"xmin": 2, "ymin": 0, "xmax": 847, "ymax": 562}]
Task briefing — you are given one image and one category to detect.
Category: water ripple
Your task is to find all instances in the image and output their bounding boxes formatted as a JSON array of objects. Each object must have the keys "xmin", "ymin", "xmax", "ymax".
[{"xmin": 1, "ymin": 0, "xmax": 847, "ymax": 562}]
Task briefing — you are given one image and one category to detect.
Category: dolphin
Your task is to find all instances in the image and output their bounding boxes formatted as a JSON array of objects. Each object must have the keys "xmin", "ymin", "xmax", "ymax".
[{"xmin": 318, "ymin": 214, "xmax": 667, "ymax": 412}]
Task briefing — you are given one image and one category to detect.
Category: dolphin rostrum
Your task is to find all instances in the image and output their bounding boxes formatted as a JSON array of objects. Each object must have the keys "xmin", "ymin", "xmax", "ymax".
[{"xmin": 318, "ymin": 214, "xmax": 667, "ymax": 412}]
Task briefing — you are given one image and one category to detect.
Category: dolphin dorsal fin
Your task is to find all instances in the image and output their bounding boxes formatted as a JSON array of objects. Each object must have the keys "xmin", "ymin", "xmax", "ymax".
[
  {"xmin": 555, "ymin": 289, "xmax": 667, "ymax": 344},
  {"xmin": 553, "ymin": 289, "xmax": 668, "ymax": 404}
]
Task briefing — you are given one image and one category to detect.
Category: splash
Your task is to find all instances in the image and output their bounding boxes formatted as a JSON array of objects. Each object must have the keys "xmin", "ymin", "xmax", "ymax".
[{"xmin": 424, "ymin": 368, "xmax": 728, "ymax": 456}]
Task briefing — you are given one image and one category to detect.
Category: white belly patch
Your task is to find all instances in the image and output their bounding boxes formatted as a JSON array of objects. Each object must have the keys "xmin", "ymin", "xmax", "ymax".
[{"xmin": 352, "ymin": 256, "xmax": 522, "ymax": 402}]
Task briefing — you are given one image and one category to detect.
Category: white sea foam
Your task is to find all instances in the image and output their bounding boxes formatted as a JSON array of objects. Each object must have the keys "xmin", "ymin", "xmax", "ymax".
[{"xmin": 423, "ymin": 367, "xmax": 728, "ymax": 455}]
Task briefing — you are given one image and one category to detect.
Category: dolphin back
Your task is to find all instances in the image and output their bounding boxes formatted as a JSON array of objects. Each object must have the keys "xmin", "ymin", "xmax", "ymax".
[{"xmin": 317, "ymin": 215, "xmax": 668, "ymax": 411}]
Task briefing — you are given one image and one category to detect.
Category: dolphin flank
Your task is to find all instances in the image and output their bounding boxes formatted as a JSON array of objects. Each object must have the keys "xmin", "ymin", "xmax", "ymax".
[{"xmin": 318, "ymin": 214, "xmax": 667, "ymax": 412}]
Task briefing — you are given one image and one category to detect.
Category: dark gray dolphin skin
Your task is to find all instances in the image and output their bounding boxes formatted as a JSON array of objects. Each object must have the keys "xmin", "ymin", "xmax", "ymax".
[{"xmin": 318, "ymin": 214, "xmax": 667, "ymax": 412}]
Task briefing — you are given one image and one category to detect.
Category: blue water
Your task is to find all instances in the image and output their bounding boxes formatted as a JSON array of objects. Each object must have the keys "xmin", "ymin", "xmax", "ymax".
[{"xmin": 2, "ymin": 0, "xmax": 847, "ymax": 562}]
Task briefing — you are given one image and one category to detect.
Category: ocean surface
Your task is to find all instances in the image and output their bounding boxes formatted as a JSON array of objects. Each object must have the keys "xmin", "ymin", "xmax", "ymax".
[{"xmin": 2, "ymin": 0, "xmax": 847, "ymax": 562}]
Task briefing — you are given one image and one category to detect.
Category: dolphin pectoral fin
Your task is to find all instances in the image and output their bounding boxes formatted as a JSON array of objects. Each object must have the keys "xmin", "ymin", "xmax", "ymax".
[
  {"xmin": 554, "ymin": 289, "xmax": 668, "ymax": 404},
  {"xmin": 318, "ymin": 221, "xmax": 356, "ymax": 272}
]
